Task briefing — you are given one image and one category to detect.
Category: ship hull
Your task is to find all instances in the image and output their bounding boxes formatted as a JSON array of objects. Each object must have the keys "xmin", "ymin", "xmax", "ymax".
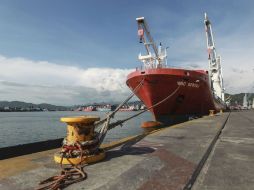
[{"xmin": 126, "ymin": 68, "xmax": 225, "ymax": 124}]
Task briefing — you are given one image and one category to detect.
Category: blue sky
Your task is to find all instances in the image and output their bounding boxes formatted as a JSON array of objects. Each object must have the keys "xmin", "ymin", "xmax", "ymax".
[
  {"xmin": 0, "ymin": 0, "xmax": 253, "ymax": 104},
  {"xmin": 0, "ymin": 0, "xmax": 249, "ymax": 67}
]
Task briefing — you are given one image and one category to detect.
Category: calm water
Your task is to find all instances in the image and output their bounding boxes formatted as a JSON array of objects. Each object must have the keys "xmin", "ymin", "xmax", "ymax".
[{"xmin": 0, "ymin": 111, "xmax": 153, "ymax": 148}]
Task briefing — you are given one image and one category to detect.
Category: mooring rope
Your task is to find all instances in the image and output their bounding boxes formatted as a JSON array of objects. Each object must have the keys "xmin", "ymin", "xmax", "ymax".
[
  {"xmin": 36, "ymin": 79, "xmax": 180, "ymax": 190},
  {"xmin": 36, "ymin": 142, "xmax": 87, "ymax": 190},
  {"xmin": 94, "ymin": 78, "xmax": 145, "ymax": 127},
  {"xmin": 97, "ymin": 85, "xmax": 181, "ymax": 145},
  {"xmin": 95, "ymin": 78, "xmax": 145, "ymax": 146}
]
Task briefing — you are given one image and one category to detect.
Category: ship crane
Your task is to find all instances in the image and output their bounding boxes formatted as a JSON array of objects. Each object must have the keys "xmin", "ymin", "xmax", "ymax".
[
  {"xmin": 136, "ymin": 17, "xmax": 167, "ymax": 69},
  {"xmin": 204, "ymin": 13, "xmax": 225, "ymax": 101}
]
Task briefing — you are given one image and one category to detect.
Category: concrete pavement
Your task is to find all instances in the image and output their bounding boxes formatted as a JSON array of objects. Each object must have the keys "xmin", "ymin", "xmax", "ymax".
[
  {"xmin": 1, "ymin": 111, "xmax": 253, "ymax": 190},
  {"xmin": 193, "ymin": 111, "xmax": 254, "ymax": 190}
]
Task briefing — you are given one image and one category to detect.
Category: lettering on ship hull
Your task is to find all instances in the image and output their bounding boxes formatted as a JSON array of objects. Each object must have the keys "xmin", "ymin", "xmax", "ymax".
[{"xmin": 177, "ymin": 81, "xmax": 200, "ymax": 88}]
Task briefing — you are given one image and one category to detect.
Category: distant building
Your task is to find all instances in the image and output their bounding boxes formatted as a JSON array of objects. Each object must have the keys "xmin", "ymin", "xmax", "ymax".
[
  {"xmin": 4, "ymin": 106, "xmax": 10, "ymax": 111},
  {"xmin": 242, "ymin": 93, "xmax": 248, "ymax": 109}
]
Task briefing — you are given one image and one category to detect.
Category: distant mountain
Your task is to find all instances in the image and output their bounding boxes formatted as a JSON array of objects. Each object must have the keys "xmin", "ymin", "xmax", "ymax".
[
  {"xmin": 80, "ymin": 100, "xmax": 144, "ymax": 107},
  {"xmin": 225, "ymin": 93, "xmax": 254, "ymax": 105},
  {"xmin": 0, "ymin": 101, "xmax": 70, "ymax": 111}
]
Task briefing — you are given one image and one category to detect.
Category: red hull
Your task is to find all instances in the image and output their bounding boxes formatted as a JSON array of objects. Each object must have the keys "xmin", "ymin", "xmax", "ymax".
[{"xmin": 126, "ymin": 68, "xmax": 225, "ymax": 122}]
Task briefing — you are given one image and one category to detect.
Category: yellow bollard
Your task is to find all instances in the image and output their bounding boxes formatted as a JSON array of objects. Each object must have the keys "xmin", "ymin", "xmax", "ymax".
[
  {"xmin": 54, "ymin": 115, "xmax": 105, "ymax": 165},
  {"xmin": 209, "ymin": 110, "xmax": 215, "ymax": 116},
  {"xmin": 220, "ymin": 109, "xmax": 223, "ymax": 114}
]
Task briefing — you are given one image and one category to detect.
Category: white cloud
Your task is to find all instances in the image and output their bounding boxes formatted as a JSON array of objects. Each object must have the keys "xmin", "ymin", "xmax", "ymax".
[
  {"xmin": 218, "ymin": 34, "xmax": 254, "ymax": 93},
  {"xmin": 1, "ymin": 8, "xmax": 253, "ymax": 105},
  {"xmin": 0, "ymin": 55, "xmax": 134, "ymax": 105},
  {"xmin": 78, "ymin": 68, "xmax": 131, "ymax": 92},
  {"xmin": 159, "ymin": 15, "xmax": 254, "ymax": 94}
]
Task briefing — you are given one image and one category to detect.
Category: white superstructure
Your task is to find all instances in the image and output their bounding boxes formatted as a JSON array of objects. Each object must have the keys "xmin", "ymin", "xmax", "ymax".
[
  {"xmin": 204, "ymin": 13, "xmax": 225, "ymax": 102},
  {"xmin": 136, "ymin": 17, "xmax": 167, "ymax": 69}
]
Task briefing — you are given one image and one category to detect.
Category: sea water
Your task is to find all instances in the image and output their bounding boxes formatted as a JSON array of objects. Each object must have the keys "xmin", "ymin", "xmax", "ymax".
[{"xmin": 0, "ymin": 111, "xmax": 153, "ymax": 148}]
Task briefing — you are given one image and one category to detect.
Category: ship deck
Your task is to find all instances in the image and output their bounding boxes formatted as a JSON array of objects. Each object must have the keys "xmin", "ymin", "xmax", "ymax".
[{"xmin": 0, "ymin": 110, "xmax": 253, "ymax": 190}]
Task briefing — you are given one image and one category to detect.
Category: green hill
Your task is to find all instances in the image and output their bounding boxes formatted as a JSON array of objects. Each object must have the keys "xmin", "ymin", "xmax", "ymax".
[
  {"xmin": 0, "ymin": 101, "xmax": 70, "ymax": 111},
  {"xmin": 225, "ymin": 93, "xmax": 254, "ymax": 105}
]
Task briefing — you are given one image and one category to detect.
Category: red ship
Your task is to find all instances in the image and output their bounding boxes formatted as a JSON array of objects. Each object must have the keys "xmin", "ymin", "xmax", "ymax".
[
  {"xmin": 82, "ymin": 106, "xmax": 96, "ymax": 112},
  {"xmin": 126, "ymin": 15, "xmax": 226, "ymax": 124}
]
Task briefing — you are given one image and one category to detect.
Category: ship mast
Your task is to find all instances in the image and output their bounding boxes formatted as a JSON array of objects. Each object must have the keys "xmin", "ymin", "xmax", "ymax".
[
  {"xmin": 136, "ymin": 17, "xmax": 167, "ymax": 69},
  {"xmin": 204, "ymin": 13, "xmax": 225, "ymax": 101}
]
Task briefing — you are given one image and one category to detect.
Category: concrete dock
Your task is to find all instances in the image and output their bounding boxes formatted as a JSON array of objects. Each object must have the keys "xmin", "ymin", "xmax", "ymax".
[
  {"xmin": 0, "ymin": 111, "xmax": 253, "ymax": 190},
  {"xmin": 193, "ymin": 111, "xmax": 254, "ymax": 190}
]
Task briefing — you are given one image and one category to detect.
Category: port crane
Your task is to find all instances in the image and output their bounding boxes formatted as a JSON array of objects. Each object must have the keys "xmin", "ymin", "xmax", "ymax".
[
  {"xmin": 204, "ymin": 13, "xmax": 225, "ymax": 101},
  {"xmin": 136, "ymin": 17, "xmax": 167, "ymax": 68}
]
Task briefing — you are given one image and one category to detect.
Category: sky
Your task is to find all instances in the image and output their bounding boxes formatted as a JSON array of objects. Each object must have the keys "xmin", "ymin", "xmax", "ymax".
[{"xmin": 0, "ymin": 0, "xmax": 253, "ymax": 105}]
